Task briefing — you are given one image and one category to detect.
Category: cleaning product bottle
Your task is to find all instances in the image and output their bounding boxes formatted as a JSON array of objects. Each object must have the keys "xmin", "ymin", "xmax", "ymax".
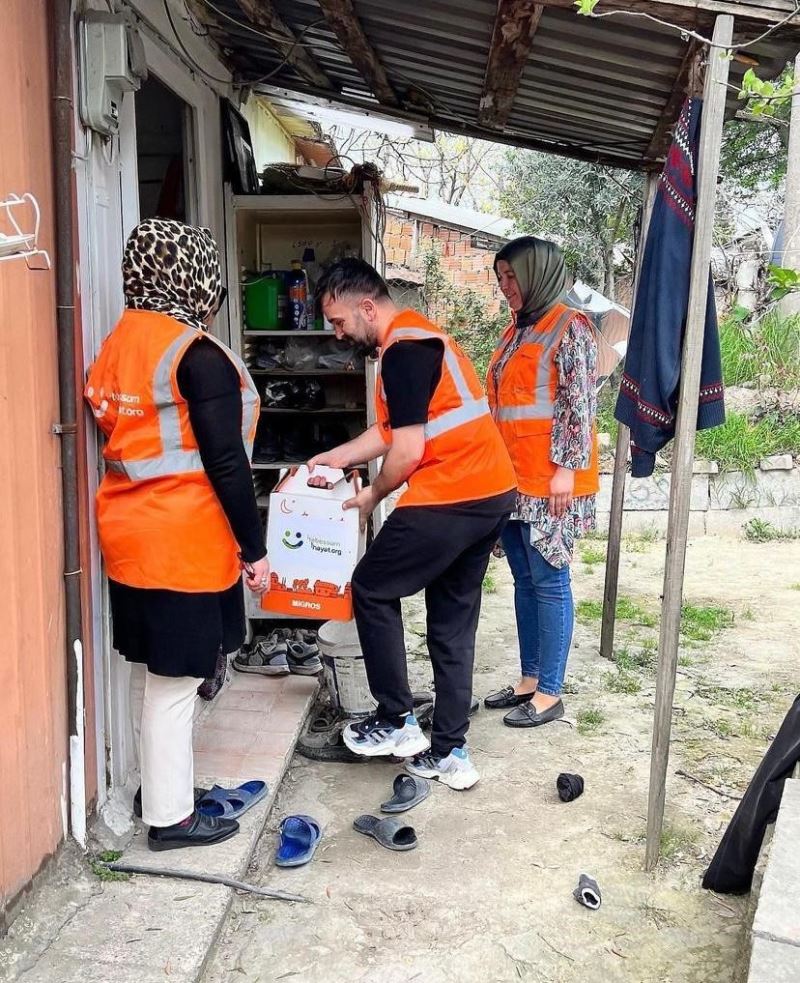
[
  {"xmin": 288, "ymin": 260, "xmax": 309, "ymax": 331},
  {"xmin": 302, "ymin": 247, "xmax": 325, "ymax": 331},
  {"xmin": 243, "ymin": 262, "xmax": 281, "ymax": 330}
]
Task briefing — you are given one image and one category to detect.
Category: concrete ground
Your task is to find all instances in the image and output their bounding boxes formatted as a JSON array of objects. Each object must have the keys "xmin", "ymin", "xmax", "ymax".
[{"xmin": 202, "ymin": 537, "xmax": 800, "ymax": 983}]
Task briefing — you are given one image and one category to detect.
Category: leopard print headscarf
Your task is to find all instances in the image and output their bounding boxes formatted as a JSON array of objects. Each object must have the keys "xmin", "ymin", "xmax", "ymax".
[{"xmin": 122, "ymin": 218, "xmax": 222, "ymax": 332}]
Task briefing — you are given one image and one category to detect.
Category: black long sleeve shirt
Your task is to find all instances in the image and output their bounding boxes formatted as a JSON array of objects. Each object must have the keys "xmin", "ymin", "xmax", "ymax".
[{"xmin": 176, "ymin": 339, "xmax": 266, "ymax": 563}]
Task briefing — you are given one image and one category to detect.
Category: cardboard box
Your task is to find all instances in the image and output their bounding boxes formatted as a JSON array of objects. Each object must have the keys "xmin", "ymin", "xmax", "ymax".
[{"xmin": 262, "ymin": 465, "xmax": 362, "ymax": 621}]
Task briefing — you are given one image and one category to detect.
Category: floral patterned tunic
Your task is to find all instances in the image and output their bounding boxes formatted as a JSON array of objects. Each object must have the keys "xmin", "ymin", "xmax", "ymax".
[{"xmin": 492, "ymin": 312, "xmax": 598, "ymax": 568}]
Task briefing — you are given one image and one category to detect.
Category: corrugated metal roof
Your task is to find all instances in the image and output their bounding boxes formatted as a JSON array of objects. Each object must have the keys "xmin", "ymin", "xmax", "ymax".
[
  {"xmin": 197, "ymin": 0, "xmax": 800, "ymax": 170},
  {"xmin": 385, "ymin": 194, "xmax": 517, "ymax": 238}
]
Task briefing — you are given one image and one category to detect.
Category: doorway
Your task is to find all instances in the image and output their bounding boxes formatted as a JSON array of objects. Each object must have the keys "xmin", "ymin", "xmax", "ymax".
[{"xmin": 134, "ymin": 74, "xmax": 197, "ymax": 222}]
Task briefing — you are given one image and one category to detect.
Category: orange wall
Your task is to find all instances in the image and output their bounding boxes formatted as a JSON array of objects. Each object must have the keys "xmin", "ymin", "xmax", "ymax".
[{"xmin": 0, "ymin": 0, "xmax": 69, "ymax": 921}]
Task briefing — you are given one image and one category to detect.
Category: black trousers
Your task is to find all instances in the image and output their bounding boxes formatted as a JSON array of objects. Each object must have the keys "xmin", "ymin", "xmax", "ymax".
[{"xmin": 352, "ymin": 491, "xmax": 514, "ymax": 757}]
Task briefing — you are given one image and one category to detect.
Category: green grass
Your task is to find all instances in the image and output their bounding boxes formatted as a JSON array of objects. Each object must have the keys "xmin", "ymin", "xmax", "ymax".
[
  {"xmin": 659, "ymin": 825, "xmax": 699, "ymax": 863},
  {"xmin": 576, "ymin": 599, "xmax": 603, "ymax": 622},
  {"xmin": 90, "ymin": 850, "xmax": 129, "ymax": 882},
  {"xmin": 694, "ymin": 411, "xmax": 800, "ymax": 472},
  {"xmin": 680, "ymin": 604, "xmax": 734, "ymax": 641},
  {"xmin": 580, "ymin": 545, "xmax": 606, "ymax": 566},
  {"xmin": 604, "ymin": 669, "xmax": 642, "ymax": 694},
  {"xmin": 614, "ymin": 641, "xmax": 657, "ymax": 672},
  {"xmin": 577, "ymin": 707, "xmax": 606, "ymax": 735},
  {"xmin": 791, "ymin": 583, "xmax": 800, "ymax": 591},
  {"xmin": 577, "ymin": 596, "xmax": 657, "ymax": 627},
  {"xmin": 743, "ymin": 519, "xmax": 800, "ymax": 543},
  {"xmin": 624, "ymin": 528, "xmax": 659, "ymax": 552},
  {"xmin": 719, "ymin": 310, "xmax": 800, "ymax": 389},
  {"xmin": 741, "ymin": 607, "xmax": 756, "ymax": 621},
  {"xmin": 482, "ymin": 572, "xmax": 497, "ymax": 594}
]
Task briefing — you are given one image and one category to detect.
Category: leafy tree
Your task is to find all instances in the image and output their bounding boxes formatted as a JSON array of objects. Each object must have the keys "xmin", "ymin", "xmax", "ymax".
[{"xmin": 499, "ymin": 151, "xmax": 642, "ymax": 300}]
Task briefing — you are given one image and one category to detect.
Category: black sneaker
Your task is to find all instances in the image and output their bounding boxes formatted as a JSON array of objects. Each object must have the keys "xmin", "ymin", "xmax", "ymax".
[
  {"xmin": 297, "ymin": 379, "xmax": 326, "ymax": 410},
  {"xmin": 253, "ymin": 430, "xmax": 283, "ymax": 463},
  {"xmin": 148, "ymin": 811, "xmax": 239, "ymax": 851}
]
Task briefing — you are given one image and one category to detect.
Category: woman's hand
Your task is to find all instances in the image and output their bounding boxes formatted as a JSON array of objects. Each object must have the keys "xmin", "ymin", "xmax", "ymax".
[
  {"xmin": 244, "ymin": 556, "xmax": 270, "ymax": 594},
  {"xmin": 548, "ymin": 466, "xmax": 575, "ymax": 518}
]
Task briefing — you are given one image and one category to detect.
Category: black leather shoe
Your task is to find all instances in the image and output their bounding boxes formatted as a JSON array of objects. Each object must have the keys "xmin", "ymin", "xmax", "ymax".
[
  {"xmin": 503, "ymin": 699, "xmax": 565, "ymax": 728},
  {"xmin": 484, "ymin": 686, "xmax": 534, "ymax": 710},
  {"xmin": 148, "ymin": 811, "xmax": 239, "ymax": 851}
]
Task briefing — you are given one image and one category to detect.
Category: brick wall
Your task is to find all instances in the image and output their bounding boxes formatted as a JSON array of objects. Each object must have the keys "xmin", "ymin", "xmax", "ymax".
[{"xmin": 384, "ymin": 212, "xmax": 507, "ymax": 315}]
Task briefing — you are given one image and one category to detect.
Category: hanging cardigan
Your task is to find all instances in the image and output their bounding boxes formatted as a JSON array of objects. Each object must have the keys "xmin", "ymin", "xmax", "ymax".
[{"xmin": 614, "ymin": 98, "xmax": 725, "ymax": 478}]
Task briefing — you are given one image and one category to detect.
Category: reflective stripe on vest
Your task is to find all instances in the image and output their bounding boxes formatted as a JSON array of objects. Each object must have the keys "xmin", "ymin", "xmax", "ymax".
[
  {"xmin": 492, "ymin": 310, "xmax": 573, "ymax": 423},
  {"xmin": 107, "ymin": 328, "xmax": 259, "ymax": 482},
  {"xmin": 381, "ymin": 327, "xmax": 491, "ymax": 439}
]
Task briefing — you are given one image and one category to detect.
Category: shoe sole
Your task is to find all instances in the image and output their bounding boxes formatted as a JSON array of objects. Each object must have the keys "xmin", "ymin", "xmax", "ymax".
[
  {"xmin": 404, "ymin": 762, "xmax": 479, "ymax": 791},
  {"xmin": 287, "ymin": 663, "xmax": 323, "ymax": 676},
  {"xmin": 232, "ymin": 662, "xmax": 290, "ymax": 676},
  {"xmin": 148, "ymin": 825, "xmax": 239, "ymax": 851},
  {"xmin": 342, "ymin": 729, "xmax": 430, "ymax": 759}
]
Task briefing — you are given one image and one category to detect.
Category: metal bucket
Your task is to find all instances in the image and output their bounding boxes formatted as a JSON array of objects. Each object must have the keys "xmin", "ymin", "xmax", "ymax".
[{"xmin": 318, "ymin": 620, "xmax": 376, "ymax": 718}]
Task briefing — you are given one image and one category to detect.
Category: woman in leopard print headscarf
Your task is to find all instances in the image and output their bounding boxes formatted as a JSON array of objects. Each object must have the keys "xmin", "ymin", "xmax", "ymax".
[
  {"xmin": 86, "ymin": 219, "xmax": 268, "ymax": 851},
  {"xmin": 122, "ymin": 218, "xmax": 222, "ymax": 332}
]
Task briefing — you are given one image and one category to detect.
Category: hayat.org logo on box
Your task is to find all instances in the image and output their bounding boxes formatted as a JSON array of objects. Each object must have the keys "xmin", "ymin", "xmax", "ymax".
[{"xmin": 263, "ymin": 466, "xmax": 363, "ymax": 621}]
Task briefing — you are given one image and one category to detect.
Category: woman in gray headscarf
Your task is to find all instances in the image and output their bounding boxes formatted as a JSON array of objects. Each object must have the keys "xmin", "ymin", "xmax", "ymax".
[{"xmin": 484, "ymin": 236, "xmax": 599, "ymax": 728}]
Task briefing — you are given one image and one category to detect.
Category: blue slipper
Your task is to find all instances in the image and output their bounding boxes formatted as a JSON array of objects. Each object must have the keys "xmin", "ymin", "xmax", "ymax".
[
  {"xmin": 196, "ymin": 781, "xmax": 269, "ymax": 820},
  {"xmin": 275, "ymin": 814, "xmax": 322, "ymax": 867}
]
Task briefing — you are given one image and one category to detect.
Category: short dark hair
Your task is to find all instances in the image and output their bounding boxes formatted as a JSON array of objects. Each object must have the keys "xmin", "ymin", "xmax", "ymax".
[{"xmin": 315, "ymin": 257, "xmax": 390, "ymax": 304}]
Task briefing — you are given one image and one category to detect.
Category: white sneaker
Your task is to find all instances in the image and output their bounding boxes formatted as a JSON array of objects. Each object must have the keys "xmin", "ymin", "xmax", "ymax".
[
  {"xmin": 405, "ymin": 747, "xmax": 480, "ymax": 790},
  {"xmin": 342, "ymin": 713, "xmax": 430, "ymax": 758}
]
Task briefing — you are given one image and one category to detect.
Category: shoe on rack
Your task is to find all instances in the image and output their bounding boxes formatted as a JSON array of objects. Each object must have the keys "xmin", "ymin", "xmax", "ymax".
[
  {"xmin": 263, "ymin": 380, "xmax": 300, "ymax": 409},
  {"xmin": 253, "ymin": 430, "xmax": 283, "ymax": 464},
  {"xmin": 297, "ymin": 379, "xmax": 326, "ymax": 411},
  {"xmin": 405, "ymin": 747, "xmax": 479, "ymax": 791},
  {"xmin": 254, "ymin": 342, "xmax": 284, "ymax": 370},
  {"xmin": 148, "ymin": 811, "xmax": 239, "ymax": 851},
  {"xmin": 286, "ymin": 630, "xmax": 323, "ymax": 675},
  {"xmin": 233, "ymin": 635, "xmax": 290, "ymax": 675},
  {"xmin": 282, "ymin": 424, "xmax": 314, "ymax": 463},
  {"xmin": 343, "ymin": 713, "xmax": 430, "ymax": 758}
]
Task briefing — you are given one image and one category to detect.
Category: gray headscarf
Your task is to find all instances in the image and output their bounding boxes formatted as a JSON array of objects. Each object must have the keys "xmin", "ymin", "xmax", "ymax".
[{"xmin": 494, "ymin": 236, "xmax": 566, "ymax": 325}]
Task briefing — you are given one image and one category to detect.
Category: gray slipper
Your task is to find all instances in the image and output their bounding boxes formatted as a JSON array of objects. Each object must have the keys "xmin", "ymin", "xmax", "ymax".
[
  {"xmin": 380, "ymin": 775, "xmax": 430, "ymax": 814},
  {"xmin": 353, "ymin": 814, "xmax": 418, "ymax": 851}
]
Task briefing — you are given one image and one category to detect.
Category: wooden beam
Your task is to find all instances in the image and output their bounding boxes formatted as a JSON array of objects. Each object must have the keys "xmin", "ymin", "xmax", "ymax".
[
  {"xmin": 779, "ymin": 51, "xmax": 800, "ymax": 316},
  {"xmin": 645, "ymin": 39, "xmax": 703, "ymax": 162},
  {"xmin": 316, "ymin": 0, "xmax": 399, "ymax": 106},
  {"xmin": 600, "ymin": 171, "xmax": 659, "ymax": 661},
  {"xmin": 644, "ymin": 14, "xmax": 734, "ymax": 873},
  {"xmin": 235, "ymin": 0, "xmax": 333, "ymax": 90},
  {"xmin": 479, "ymin": 1, "xmax": 544, "ymax": 128}
]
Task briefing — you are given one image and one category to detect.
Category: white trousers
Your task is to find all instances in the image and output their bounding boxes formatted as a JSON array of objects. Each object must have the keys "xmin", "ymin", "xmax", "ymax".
[{"xmin": 129, "ymin": 664, "xmax": 203, "ymax": 827}]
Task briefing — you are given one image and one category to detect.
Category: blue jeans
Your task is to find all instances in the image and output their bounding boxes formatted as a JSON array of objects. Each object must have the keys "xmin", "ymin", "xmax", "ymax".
[{"xmin": 500, "ymin": 520, "xmax": 574, "ymax": 697}]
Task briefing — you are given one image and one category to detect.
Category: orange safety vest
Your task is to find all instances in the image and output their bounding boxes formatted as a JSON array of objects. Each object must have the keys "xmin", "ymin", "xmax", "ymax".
[
  {"xmin": 375, "ymin": 310, "xmax": 516, "ymax": 507},
  {"xmin": 486, "ymin": 303, "xmax": 599, "ymax": 499},
  {"xmin": 85, "ymin": 309, "xmax": 261, "ymax": 592}
]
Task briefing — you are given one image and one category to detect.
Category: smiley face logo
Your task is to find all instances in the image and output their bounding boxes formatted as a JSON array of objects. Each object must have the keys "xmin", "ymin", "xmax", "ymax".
[{"xmin": 282, "ymin": 530, "xmax": 304, "ymax": 550}]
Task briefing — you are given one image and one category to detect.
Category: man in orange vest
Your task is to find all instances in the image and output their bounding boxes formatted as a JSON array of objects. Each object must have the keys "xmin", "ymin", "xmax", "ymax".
[{"xmin": 308, "ymin": 258, "xmax": 516, "ymax": 789}]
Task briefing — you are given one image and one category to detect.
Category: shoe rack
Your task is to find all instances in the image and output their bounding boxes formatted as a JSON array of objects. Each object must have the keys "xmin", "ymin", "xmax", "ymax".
[{"xmin": 223, "ymin": 190, "xmax": 384, "ymax": 628}]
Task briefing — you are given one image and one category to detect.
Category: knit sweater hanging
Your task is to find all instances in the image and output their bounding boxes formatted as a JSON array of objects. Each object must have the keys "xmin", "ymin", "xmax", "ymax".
[{"xmin": 615, "ymin": 97, "xmax": 725, "ymax": 478}]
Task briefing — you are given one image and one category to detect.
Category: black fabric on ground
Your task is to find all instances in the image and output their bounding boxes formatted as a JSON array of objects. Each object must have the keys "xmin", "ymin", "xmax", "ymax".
[
  {"xmin": 702, "ymin": 694, "xmax": 800, "ymax": 894},
  {"xmin": 111, "ymin": 339, "xmax": 262, "ymax": 678},
  {"xmin": 380, "ymin": 339, "xmax": 443, "ymax": 428},
  {"xmin": 557, "ymin": 772, "xmax": 584, "ymax": 802},
  {"xmin": 573, "ymin": 874, "xmax": 602, "ymax": 910},
  {"xmin": 352, "ymin": 490, "xmax": 515, "ymax": 758}
]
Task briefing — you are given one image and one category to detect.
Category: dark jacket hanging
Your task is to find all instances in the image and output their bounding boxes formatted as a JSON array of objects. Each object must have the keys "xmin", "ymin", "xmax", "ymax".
[
  {"xmin": 615, "ymin": 97, "xmax": 725, "ymax": 478},
  {"xmin": 703, "ymin": 694, "xmax": 800, "ymax": 894}
]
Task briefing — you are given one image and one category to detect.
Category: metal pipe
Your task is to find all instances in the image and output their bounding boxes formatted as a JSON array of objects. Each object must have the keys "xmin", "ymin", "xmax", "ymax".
[{"xmin": 52, "ymin": 0, "xmax": 86, "ymax": 842}]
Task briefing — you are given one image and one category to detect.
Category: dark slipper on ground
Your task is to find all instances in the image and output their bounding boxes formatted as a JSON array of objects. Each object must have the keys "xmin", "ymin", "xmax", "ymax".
[
  {"xmin": 296, "ymin": 723, "xmax": 365, "ymax": 763},
  {"xmin": 353, "ymin": 814, "xmax": 418, "ymax": 851},
  {"xmin": 134, "ymin": 785, "xmax": 210, "ymax": 820},
  {"xmin": 484, "ymin": 686, "xmax": 534, "ymax": 710},
  {"xmin": 197, "ymin": 781, "xmax": 269, "ymax": 820},
  {"xmin": 148, "ymin": 812, "xmax": 239, "ymax": 851},
  {"xmin": 503, "ymin": 699, "xmax": 565, "ymax": 728},
  {"xmin": 380, "ymin": 775, "xmax": 430, "ymax": 814}
]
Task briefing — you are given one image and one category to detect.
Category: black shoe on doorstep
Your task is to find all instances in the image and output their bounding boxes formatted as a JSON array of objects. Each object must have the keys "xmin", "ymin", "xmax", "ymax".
[
  {"xmin": 148, "ymin": 811, "xmax": 239, "ymax": 851},
  {"xmin": 134, "ymin": 785, "xmax": 211, "ymax": 820}
]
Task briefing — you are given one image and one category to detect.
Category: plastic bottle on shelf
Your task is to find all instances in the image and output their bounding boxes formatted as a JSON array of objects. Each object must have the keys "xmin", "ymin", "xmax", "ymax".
[
  {"xmin": 302, "ymin": 247, "xmax": 325, "ymax": 331},
  {"xmin": 243, "ymin": 263, "xmax": 281, "ymax": 331},
  {"xmin": 288, "ymin": 260, "xmax": 309, "ymax": 331}
]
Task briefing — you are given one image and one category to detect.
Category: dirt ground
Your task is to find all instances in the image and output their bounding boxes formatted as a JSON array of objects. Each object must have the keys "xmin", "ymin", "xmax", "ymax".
[{"xmin": 203, "ymin": 536, "xmax": 800, "ymax": 983}]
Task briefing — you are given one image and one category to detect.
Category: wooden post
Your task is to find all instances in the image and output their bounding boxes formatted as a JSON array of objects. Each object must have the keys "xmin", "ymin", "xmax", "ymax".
[
  {"xmin": 644, "ymin": 14, "xmax": 734, "ymax": 872},
  {"xmin": 600, "ymin": 172, "xmax": 658, "ymax": 661},
  {"xmin": 779, "ymin": 52, "xmax": 800, "ymax": 317}
]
